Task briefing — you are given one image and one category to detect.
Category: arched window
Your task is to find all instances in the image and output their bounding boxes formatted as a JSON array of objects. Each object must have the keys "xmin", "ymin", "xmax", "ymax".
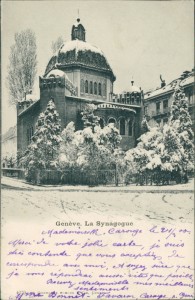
[
  {"xmin": 103, "ymin": 83, "xmax": 106, "ymax": 97},
  {"xmin": 119, "ymin": 118, "xmax": 125, "ymax": 135},
  {"xmin": 27, "ymin": 126, "xmax": 34, "ymax": 144},
  {"xmin": 80, "ymin": 79, "xmax": 84, "ymax": 94},
  {"xmin": 128, "ymin": 120, "xmax": 133, "ymax": 136},
  {"xmin": 108, "ymin": 118, "xmax": 116, "ymax": 125},
  {"xmin": 85, "ymin": 80, "xmax": 88, "ymax": 93},
  {"xmin": 90, "ymin": 81, "xmax": 93, "ymax": 94},
  {"xmin": 99, "ymin": 118, "xmax": 104, "ymax": 129},
  {"xmin": 31, "ymin": 126, "xmax": 34, "ymax": 137},
  {"xmin": 94, "ymin": 82, "xmax": 97, "ymax": 95},
  {"xmin": 98, "ymin": 83, "xmax": 102, "ymax": 96},
  {"xmin": 27, "ymin": 128, "xmax": 29, "ymax": 143}
]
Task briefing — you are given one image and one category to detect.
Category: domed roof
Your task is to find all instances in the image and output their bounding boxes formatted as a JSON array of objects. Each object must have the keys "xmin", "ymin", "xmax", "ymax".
[
  {"xmin": 128, "ymin": 85, "xmax": 141, "ymax": 93},
  {"xmin": 60, "ymin": 39, "xmax": 103, "ymax": 56},
  {"xmin": 44, "ymin": 19, "xmax": 115, "ymax": 81},
  {"xmin": 46, "ymin": 69, "xmax": 69, "ymax": 80},
  {"xmin": 123, "ymin": 80, "xmax": 141, "ymax": 94}
]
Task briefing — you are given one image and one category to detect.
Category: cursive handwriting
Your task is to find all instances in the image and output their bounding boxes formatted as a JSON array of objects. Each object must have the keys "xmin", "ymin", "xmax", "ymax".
[{"xmin": 3, "ymin": 224, "xmax": 194, "ymax": 299}]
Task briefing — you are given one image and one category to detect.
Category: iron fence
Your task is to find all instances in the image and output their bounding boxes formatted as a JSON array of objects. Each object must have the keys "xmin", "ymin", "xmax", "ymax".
[{"xmin": 2, "ymin": 167, "xmax": 192, "ymax": 186}]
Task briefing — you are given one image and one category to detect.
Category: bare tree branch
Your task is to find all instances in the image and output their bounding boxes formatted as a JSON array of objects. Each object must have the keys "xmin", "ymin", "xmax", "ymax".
[
  {"xmin": 7, "ymin": 29, "xmax": 37, "ymax": 105},
  {"xmin": 51, "ymin": 36, "xmax": 64, "ymax": 54}
]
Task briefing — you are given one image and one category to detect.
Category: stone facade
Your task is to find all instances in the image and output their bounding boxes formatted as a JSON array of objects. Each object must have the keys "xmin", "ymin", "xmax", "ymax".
[
  {"xmin": 2, "ymin": 125, "xmax": 17, "ymax": 159},
  {"xmin": 144, "ymin": 69, "xmax": 195, "ymax": 128}
]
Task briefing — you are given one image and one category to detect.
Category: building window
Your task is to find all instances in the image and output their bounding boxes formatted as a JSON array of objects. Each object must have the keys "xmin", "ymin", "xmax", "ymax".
[
  {"xmin": 128, "ymin": 120, "xmax": 133, "ymax": 136},
  {"xmin": 103, "ymin": 83, "xmax": 106, "ymax": 97},
  {"xmin": 156, "ymin": 102, "xmax": 161, "ymax": 114},
  {"xmin": 108, "ymin": 117, "xmax": 116, "ymax": 125},
  {"xmin": 85, "ymin": 80, "xmax": 88, "ymax": 93},
  {"xmin": 163, "ymin": 100, "xmax": 168, "ymax": 112},
  {"xmin": 189, "ymin": 90, "xmax": 193, "ymax": 105},
  {"xmin": 27, "ymin": 126, "xmax": 34, "ymax": 144},
  {"xmin": 98, "ymin": 83, "xmax": 102, "ymax": 96},
  {"xmin": 94, "ymin": 82, "xmax": 97, "ymax": 95},
  {"xmin": 99, "ymin": 118, "xmax": 104, "ymax": 129},
  {"xmin": 90, "ymin": 81, "xmax": 93, "ymax": 94},
  {"xmin": 80, "ymin": 79, "xmax": 84, "ymax": 94},
  {"xmin": 31, "ymin": 126, "xmax": 34, "ymax": 138},
  {"xmin": 144, "ymin": 106, "xmax": 148, "ymax": 115},
  {"xmin": 119, "ymin": 118, "xmax": 125, "ymax": 135}
]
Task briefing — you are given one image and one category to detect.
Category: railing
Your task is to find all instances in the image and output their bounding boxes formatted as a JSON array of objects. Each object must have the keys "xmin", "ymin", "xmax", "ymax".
[
  {"xmin": 34, "ymin": 170, "xmax": 189, "ymax": 186},
  {"xmin": 151, "ymin": 108, "xmax": 170, "ymax": 117},
  {"xmin": 2, "ymin": 168, "xmax": 25, "ymax": 179},
  {"xmin": 2, "ymin": 168, "xmax": 191, "ymax": 186}
]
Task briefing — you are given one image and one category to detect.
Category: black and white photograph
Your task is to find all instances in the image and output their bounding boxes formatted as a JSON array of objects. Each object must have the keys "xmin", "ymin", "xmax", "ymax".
[{"xmin": 1, "ymin": 1, "xmax": 194, "ymax": 299}]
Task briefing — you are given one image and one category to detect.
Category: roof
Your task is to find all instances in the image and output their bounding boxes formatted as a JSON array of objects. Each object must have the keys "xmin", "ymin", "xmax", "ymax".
[
  {"xmin": 60, "ymin": 40, "xmax": 103, "ymax": 56},
  {"xmin": 97, "ymin": 103, "xmax": 137, "ymax": 114},
  {"xmin": 2, "ymin": 125, "xmax": 17, "ymax": 141},
  {"xmin": 180, "ymin": 75, "xmax": 194, "ymax": 87},
  {"xmin": 144, "ymin": 83, "xmax": 174, "ymax": 100},
  {"xmin": 46, "ymin": 69, "xmax": 66, "ymax": 77},
  {"xmin": 122, "ymin": 85, "xmax": 141, "ymax": 94},
  {"xmin": 46, "ymin": 69, "xmax": 73, "ymax": 82},
  {"xmin": 144, "ymin": 70, "xmax": 194, "ymax": 100},
  {"xmin": 44, "ymin": 40, "xmax": 115, "ymax": 80},
  {"xmin": 18, "ymin": 99, "xmax": 40, "ymax": 117}
]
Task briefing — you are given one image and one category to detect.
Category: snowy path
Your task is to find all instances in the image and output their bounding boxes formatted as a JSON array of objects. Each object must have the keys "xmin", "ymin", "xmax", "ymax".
[{"xmin": 2, "ymin": 181, "xmax": 194, "ymax": 226}]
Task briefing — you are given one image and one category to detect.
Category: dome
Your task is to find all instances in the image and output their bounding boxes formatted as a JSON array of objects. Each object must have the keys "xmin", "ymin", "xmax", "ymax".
[
  {"xmin": 123, "ymin": 80, "xmax": 141, "ymax": 94},
  {"xmin": 128, "ymin": 85, "xmax": 141, "ymax": 93},
  {"xmin": 46, "ymin": 69, "xmax": 69, "ymax": 80},
  {"xmin": 44, "ymin": 19, "xmax": 115, "ymax": 81}
]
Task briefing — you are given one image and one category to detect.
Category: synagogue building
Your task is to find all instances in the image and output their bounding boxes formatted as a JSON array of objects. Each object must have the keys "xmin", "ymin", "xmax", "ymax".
[{"xmin": 17, "ymin": 18, "xmax": 144, "ymax": 154}]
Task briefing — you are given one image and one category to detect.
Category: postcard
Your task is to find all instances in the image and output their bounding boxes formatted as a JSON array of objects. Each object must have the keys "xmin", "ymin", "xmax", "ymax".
[{"xmin": 1, "ymin": 1, "xmax": 194, "ymax": 300}]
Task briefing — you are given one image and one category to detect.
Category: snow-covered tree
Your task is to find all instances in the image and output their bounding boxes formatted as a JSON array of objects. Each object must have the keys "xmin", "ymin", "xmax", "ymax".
[
  {"xmin": 7, "ymin": 29, "xmax": 37, "ymax": 105},
  {"xmin": 59, "ymin": 122, "xmax": 80, "ymax": 169},
  {"xmin": 125, "ymin": 127, "xmax": 162, "ymax": 174},
  {"xmin": 141, "ymin": 116, "xmax": 150, "ymax": 134},
  {"xmin": 81, "ymin": 104, "xmax": 100, "ymax": 132},
  {"xmin": 23, "ymin": 99, "xmax": 62, "ymax": 183},
  {"xmin": 79, "ymin": 124, "xmax": 121, "ymax": 170},
  {"xmin": 160, "ymin": 125, "xmax": 186, "ymax": 174},
  {"xmin": 170, "ymin": 84, "xmax": 194, "ymax": 171},
  {"xmin": 125, "ymin": 123, "xmax": 188, "ymax": 184},
  {"xmin": 95, "ymin": 123, "xmax": 122, "ymax": 153},
  {"xmin": 51, "ymin": 36, "xmax": 64, "ymax": 54},
  {"xmin": 58, "ymin": 121, "xmax": 123, "ymax": 185}
]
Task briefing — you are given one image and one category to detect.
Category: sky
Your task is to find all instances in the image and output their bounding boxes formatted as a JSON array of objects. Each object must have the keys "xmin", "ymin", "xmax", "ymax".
[{"xmin": 1, "ymin": 0, "xmax": 194, "ymax": 133}]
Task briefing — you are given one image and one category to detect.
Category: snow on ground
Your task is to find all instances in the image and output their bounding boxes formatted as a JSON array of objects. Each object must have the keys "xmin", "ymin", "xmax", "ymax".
[{"xmin": 1, "ymin": 176, "xmax": 194, "ymax": 227}]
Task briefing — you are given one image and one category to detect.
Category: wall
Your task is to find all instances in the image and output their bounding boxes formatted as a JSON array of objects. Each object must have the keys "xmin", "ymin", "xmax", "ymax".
[
  {"xmin": 96, "ymin": 107, "xmax": 139, "ymax": 150},
  {"xmin": 80, "ymin": 69, "xmax": 111, "ymax": 101},
  {"xmin": 2, "ymin": 127, "xmax": 17, "ymax": 158},
  {"xmin": 17, "ymin": 101, "xmax": 40, "ymax": 153},
  {"xmin": 39, "ymin": 76, "xmax": 67, "ymax": 128}
]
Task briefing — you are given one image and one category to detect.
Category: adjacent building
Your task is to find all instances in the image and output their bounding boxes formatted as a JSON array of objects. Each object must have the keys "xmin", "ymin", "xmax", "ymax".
[
  {"xmin": 2, "ymin": 125, "xmax": 17, "ymax": 167},
  {"xmin": 144, "ymin": 69, "xmax": 194, "ymax": 128}
]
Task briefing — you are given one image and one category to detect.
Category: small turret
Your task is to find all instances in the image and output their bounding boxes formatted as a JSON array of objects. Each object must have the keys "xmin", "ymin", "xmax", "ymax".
[{"xmin": 71, "ymin": 18, "xmax": 86, "ymax": 42}]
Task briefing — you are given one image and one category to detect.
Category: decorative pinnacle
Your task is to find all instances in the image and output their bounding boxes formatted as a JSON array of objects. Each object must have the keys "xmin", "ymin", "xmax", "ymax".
[{"xmin": 77, "ymin": 9, "xmax": 80, "ymax": 22}]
